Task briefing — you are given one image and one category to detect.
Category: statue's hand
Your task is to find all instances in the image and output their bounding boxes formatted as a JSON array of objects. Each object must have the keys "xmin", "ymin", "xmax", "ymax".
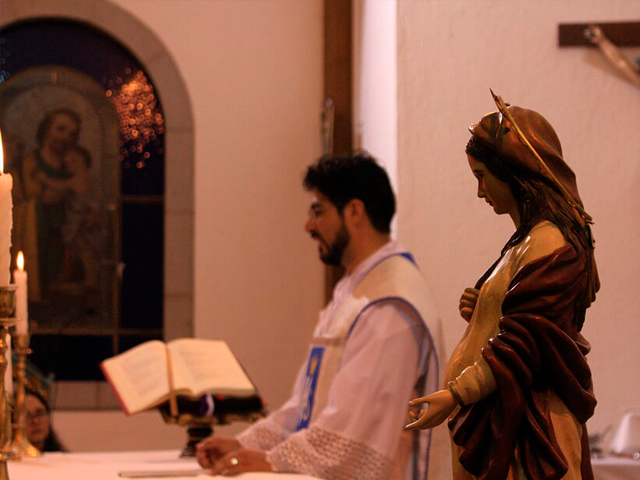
[
  {"xmin": 405, "ymin": 389, "xmax": 458, "ymax": 430},
  {"xmin": 459, "ymin": 287, "xmax": 479, "ymax": 322}
]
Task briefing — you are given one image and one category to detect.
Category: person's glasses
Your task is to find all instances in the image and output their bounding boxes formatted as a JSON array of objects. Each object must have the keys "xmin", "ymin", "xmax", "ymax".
[
  {"xmin": 308, "ymin": 205, "xmax": 325, "ymax": 220},
  {"xmin": 26, "ymin": 408, "xmax": 47, "ymax": 422}
]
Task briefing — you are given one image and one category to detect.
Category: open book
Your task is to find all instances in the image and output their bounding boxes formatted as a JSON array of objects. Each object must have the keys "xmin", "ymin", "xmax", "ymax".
[{"xmin": 101, "ymin": 338, "xmax": 257, "ymax": 415}]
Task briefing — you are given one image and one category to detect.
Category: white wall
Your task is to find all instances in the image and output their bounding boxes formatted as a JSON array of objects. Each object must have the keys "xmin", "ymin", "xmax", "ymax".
[
  {"xmin": 55, "ymin": 410, "xmax": 186, "ymax": 452},
  {"xmin": 397, "ymin": 0, "xmax": 640, "ymax": 444},
  {"xmin": 354, "ymin": 0, "xmax": 398, "ymax": 192}
]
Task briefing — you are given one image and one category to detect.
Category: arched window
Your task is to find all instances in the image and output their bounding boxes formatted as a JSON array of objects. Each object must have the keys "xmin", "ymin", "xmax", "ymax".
[{"xmin": 0, "ymin": 19, "xmax": 165, "ymax": 382}]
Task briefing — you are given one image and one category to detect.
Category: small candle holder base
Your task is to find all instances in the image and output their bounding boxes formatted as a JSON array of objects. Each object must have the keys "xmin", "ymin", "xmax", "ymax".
[
  {"xmin": 10, "ymin": 333, "xmax": 41, "ymax": 458},
  {"xmin": 0, "ymin": 457, "xmax": 8, "ymax": 480},
  {"xmin": 9, "ymin": 437, "xmax": 40, "ymax": 459}
]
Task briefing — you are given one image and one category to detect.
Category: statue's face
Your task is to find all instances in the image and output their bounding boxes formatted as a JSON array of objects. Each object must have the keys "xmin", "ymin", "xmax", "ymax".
[{"xmin": 467, "ymin": 155, "xmax": 518, "ymax": 220}]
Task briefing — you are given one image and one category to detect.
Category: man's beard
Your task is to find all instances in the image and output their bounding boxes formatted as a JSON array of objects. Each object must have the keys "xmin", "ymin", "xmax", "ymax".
[{"xmin": 319, "ymin": 223, "xmax": 350, "ymax": 266}]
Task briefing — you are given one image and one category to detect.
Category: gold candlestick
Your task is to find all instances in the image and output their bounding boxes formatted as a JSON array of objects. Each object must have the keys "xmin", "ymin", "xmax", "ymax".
[
  {"xmin": 0, "ymin": 285, "xmax": 17, "ymax": 480},
  {"xmin": 10, "ymin": 333, "xmax": 40, "ymax": 458}
]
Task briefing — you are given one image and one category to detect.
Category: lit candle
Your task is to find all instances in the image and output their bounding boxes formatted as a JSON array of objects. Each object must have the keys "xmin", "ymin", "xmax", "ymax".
[
  {"xmin": 0, "ymin": 129, "xmax": 11, "ymax": 396},
  {"xmin": 14, "ymin": 252, "xmax": 28, "ymax": 335},
  {"xmin": 0, "ymin": 129, "xmax": 12, "ymax": 287}
]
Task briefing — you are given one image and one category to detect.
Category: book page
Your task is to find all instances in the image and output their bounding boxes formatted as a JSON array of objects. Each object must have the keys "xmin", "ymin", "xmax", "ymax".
[
  {"xmin": 101, "ymin": 340, "xmax": 171, "ymax": 414},
  {"xmin": 168, "ymin": 339, "xmax": 256, "ymax": 397}
]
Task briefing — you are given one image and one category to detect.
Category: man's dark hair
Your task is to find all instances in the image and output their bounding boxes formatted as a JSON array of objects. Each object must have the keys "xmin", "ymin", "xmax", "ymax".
[{"xmin": 303, "ymin": 152, "xmax": 395, "ymax": 234}]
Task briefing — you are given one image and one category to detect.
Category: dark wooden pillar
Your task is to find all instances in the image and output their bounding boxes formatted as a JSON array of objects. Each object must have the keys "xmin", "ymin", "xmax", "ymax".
[
  {"xmin": 324, "ymin": 0, "xmax": 353, "ymax": 154},
  {"xmin": 323, "ymin": 0, "xmax": 352, "ymax": 302}
]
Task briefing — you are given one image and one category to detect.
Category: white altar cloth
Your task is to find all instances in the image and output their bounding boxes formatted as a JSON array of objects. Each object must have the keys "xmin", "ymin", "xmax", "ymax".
[
  {"xmin": 592, "ymin": 455, "xmax": 640, "ymax": 480},
  {"xmin": 7, "ymin": 450, "xmax": 321, "ymax": 479},
  {"xmin": 8, "ymin": 449, "xmax": 635, "ymax": 480}
]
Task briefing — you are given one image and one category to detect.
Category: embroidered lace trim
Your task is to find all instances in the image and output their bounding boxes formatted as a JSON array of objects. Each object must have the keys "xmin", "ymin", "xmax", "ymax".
[
  {"xmin": 236, "ymin": 419, "xmax": 289, "ymax": 451},
  {"xmin": 267, "ymin": 426, "xmax": 393, "ymax": 480}
]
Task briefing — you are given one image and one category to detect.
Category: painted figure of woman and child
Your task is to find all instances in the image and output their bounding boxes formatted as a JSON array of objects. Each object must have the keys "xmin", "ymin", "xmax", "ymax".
[
  {"xmin": 13, "ymin": 108, "xmax": 100, "ymax": 308},
  {"xmin": 406, "ymin": 92, "xmax": 600, "ymax": 480}
]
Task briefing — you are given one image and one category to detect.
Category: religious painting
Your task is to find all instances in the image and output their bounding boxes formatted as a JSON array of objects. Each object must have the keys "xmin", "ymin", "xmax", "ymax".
[
  {"xmin": 0, "ymin": 19, "xmax": 166, "ymax": 385},
  {"xmin": 0, "ymin": 66, "xmax": 120, "ymax": 331}
]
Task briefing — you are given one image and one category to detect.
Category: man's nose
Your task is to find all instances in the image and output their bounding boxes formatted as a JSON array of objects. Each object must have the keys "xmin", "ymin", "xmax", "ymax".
[{"xmin": 304, "ymin": 217, "xmax": 314, "ymax": 233}]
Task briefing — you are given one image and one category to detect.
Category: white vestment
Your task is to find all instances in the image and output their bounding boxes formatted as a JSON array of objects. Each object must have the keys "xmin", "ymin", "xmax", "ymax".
[{"xmin": 237, "ymin": 241, "xmax": 450, "ymax": 480}]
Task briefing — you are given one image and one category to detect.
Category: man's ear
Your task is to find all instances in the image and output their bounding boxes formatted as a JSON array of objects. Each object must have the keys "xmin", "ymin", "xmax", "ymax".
[{"xmin": 343, "ymin": 199, "xmax": 366, "ymax": 226}]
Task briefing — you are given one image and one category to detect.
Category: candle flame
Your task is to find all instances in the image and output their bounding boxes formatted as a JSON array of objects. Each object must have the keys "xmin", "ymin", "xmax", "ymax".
[
  {"xmin": 17, "ymin": 251, "xmax": 24, "ymax": 272},
  {"xmin": 0, "ymin": 128, "xmax": 4, "ymax": 174}
]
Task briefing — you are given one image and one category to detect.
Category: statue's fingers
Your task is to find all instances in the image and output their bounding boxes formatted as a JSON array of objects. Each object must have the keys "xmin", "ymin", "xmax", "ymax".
[
  {"xmin": 408, "ymin": 396, "xmax": 429, "ymax": 406},
  {"xmin": 408, "ymin": 409, "xmax": 425, "ymax": 421},
  {"xmin": 409, "ymin": 414, "xmax": 437, "ymax": 430},
  {"xmin": 405, "ymin": 414, "xmax": 430, "ymax": 431}
]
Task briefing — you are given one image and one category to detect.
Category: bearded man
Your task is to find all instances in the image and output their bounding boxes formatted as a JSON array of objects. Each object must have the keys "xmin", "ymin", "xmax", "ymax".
[{"xmin": 197, "ymin": 152, "xmax": 448, "ymax": 480}]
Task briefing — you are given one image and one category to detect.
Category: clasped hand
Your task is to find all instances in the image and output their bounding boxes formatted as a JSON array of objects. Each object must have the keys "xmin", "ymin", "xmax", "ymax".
[
  {"xmin": 196, "ymin": 436, "xmax": 273, "ymax": 476},
  {"xmin": 404, "ymin": 389, "xmax": 458, "ymax": 430}
]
